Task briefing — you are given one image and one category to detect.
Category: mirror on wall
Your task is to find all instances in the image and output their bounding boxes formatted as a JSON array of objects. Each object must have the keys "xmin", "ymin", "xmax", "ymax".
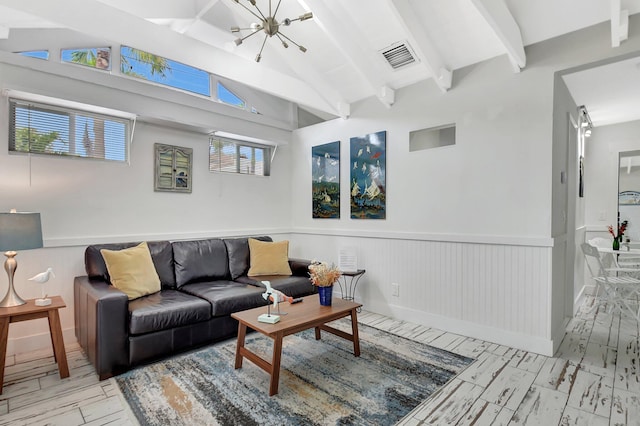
[{"xmin": 618, "ymin": 150, "xmax": 640, "ymax": 241}]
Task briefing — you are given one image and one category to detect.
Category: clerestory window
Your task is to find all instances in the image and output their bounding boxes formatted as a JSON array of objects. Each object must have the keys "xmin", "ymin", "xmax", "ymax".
[
  {"xmin": 17, "ymin": 50, "xmax": 49, "ymax": 60},
  {"xmin": 61, "ymin": 47, "xmax": 111, "ymax": 70},
  {"xmin": 120, "ymin": 46, "xmax": 210, "ymax": 96}
]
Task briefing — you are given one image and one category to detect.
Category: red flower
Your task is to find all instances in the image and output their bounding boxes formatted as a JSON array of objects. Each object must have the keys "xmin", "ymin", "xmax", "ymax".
[{"xmin": 608, "ymin": 220, "xmax": 629, "ymax": 239}]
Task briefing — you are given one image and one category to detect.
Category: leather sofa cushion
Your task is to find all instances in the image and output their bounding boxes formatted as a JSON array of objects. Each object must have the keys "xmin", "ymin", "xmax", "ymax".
[
  {"xmin": 128, "ymin": 290, "xmax": 211, "ymax": 335},
  {"xmin": 85, "ymin": 241, "xmax": 176, "ymax": 289},
  {"xmin": 224, "ymin": 236, "xmax": 272, "ymax": 280},
  {"xmin": 180, "ymin": 281, "xmax": 265, "ymax": 317},
  {"xmin": 173, "ymin": 239, "xmax": 229, "ymax": 287},
  {"xmin": 235, "ymin": 275, "xmax": 315, "ymax": 299}
]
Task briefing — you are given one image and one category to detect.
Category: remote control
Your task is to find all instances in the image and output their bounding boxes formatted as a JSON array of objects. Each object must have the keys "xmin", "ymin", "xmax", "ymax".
[{"xmin": 291, "ymin": 297, "xmax": 303, "ymax": 304}]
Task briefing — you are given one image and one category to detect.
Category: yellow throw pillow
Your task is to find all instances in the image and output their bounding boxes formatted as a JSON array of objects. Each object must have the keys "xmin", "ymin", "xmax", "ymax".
[
  {"xmin": 100, "ymin": 242, "xmax": 161, "ymax": 300},
  {"xmin": 247, "ymin": 239, "xmax": 292, "ymax": 276}
]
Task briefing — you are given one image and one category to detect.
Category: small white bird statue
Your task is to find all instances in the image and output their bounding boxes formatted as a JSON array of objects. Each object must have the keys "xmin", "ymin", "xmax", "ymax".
[
  {"xmin": 29, "ymin": 268, "xmax": 54, "ymax": 306},
  {"xmin": 28, "ymin": 268, "xmax": 55, "ymax": 283}
]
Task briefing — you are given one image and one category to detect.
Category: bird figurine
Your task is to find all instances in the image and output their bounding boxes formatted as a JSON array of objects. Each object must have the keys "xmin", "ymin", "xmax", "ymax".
[
  {"xmin": 28, "ymin": 268, "xmax": 55, "ymax": 283},
  {"xmin": 261, "ymin": 281, "xmax": 293, "ymax": 311},
  {"xmin": 29, "ymin": 268, "xmax": 54, "ymax": 306}
]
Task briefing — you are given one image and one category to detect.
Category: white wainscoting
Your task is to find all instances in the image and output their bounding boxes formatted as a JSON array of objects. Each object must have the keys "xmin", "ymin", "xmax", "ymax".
[
  {"xmin": 289, "ymin": 232, "xmax": 555, "ymax": 355},
  {"xmin": 5, "ymin": 230, "xmax": 556, "ymax": 357}
]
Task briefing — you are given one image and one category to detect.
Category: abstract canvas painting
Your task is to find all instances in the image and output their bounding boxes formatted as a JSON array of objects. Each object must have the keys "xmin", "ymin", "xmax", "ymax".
[
  {"xmin": 312, "ymin": 141, "xmax": 340, "ymax": 218},
  {"xmin": 350, "ymin": 131, "xmax": 386, "ymax": 219}
]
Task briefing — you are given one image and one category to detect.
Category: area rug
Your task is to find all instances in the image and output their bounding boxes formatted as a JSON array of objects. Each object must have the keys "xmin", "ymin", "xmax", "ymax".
[{"xmin": 116, "ymin": 321, "xmax": 473, "ymax": 425}]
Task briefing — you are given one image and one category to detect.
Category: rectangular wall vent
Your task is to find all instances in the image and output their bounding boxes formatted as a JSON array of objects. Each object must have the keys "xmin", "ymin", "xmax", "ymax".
[
  {"xmin": 380, "ymin": 42, "xmax": 417, "ymax": 70},
  {"xmin": 409, "ymin": 124, "xmax": 456, "ymax": 152}
]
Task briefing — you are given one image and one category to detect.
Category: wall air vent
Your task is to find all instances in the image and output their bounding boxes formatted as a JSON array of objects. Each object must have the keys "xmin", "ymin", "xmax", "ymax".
[{"xmin": 380, "ymin": 41, "xmax": 418, "ymax": 70}]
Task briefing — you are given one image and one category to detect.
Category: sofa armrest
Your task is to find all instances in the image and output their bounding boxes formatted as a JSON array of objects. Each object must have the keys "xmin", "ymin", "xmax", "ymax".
[
  {"xmin": 74, "ymin": 276, "xmax": 129, "ymax": 380},
  {"xmin": 289, "ymin": 258, "xmax": 312, "ymax": 277}
]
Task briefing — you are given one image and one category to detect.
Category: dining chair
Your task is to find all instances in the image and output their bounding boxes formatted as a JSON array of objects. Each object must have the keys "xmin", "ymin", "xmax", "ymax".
[
  {"xmin": 588, "ymin": 237, "xmax": 621, "ymax": 268},
  {"xmin": 581, "ymin": 242, "xmax": 640, "ymax": 320}
]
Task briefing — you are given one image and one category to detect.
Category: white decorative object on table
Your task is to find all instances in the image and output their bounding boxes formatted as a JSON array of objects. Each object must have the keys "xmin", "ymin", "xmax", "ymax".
[
  {"xmin": 258, "ymin": 280, "xmax": 295, "ymax": 323},
  {"xmin": 28, "ymin": 267, "xmax": 54, "ymax": 306},
  {"xmin": 258, "ymin": 281, "xmax": 280, "ymax": 323}
]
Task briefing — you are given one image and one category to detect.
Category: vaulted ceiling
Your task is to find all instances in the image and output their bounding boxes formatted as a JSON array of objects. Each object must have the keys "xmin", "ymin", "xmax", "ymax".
[{"xmin": 0, "ymin": 0, "xmax": 639, "ymax": 120}]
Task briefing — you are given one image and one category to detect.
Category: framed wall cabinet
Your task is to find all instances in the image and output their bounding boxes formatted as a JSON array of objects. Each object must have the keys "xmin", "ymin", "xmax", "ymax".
[{"xmin": 154, "ymin": 143, "xmax": 193, "ymax": 193}]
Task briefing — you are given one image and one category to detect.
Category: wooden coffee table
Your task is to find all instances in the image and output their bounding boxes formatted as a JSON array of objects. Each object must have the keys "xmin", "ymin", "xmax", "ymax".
[{"xmin": 231, "ymin": 295, "xmax": 362, "ymax": 396}]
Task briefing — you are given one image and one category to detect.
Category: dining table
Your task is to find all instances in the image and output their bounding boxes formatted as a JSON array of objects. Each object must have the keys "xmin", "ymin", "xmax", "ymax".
[{"xmin": 596, "ymin": 247, "xmax": 640, "ymax": 255}]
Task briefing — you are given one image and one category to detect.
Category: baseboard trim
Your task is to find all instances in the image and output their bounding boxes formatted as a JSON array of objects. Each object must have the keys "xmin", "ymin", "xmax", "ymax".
[
  {"xmin": 6, "ymin": 327, "xmax": 77, "ymax": 357},
  {"xmin": 574, "ymin": 284, "xmax": 594, "ymax": 314},
  {"xmin": 365, "ymin": 299, "xmax": 555, "ymax": 356}
]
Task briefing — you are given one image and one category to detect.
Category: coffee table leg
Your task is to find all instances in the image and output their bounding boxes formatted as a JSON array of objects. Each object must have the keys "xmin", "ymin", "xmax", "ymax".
[
  {"xmin": 351, "ymin": 308, "xmax": 360, "ymax": 357},
  {"xmin": 269, "ymin": 331, "xmax": 284, "ymax": 396},
  {"xmin": 315, "ymin": 326, "xmax": 321, "ymax": 340},
  {"xmin": 235, "ymin": 323, "xmax": 247, "ymax": 369}
]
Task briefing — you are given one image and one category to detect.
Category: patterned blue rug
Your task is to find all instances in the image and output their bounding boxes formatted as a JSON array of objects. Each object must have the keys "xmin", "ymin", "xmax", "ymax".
[{"xmin": 116, "ymin": 321, "xmax": 473, "ymax": 425}]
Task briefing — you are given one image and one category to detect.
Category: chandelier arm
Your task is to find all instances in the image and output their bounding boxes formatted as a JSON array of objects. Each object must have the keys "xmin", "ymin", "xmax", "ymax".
[
  {"xmin": 278, "ymin": 31, "xmax": 302, "ymax": 48},
  {"xmin": 258, "ymin": 33, "xmax": 268, "ymax": 57},
  {"xmin": 236, "ymin": 1, "xmax": 264, "ymax": 23},
  {"xmin": 239, "ymin": 29, "xmax": 263, "ymax": 43},
  {"xmin": 251, "ymin": 2, "xmax": 268, "ymax": 22},
  {"xmin": 272, "ymin": 0, "xmax": 283, "ymax": 19},
  {"xmin": 276, "ymin": 31, "xmax": 289, "ymax": 49}
]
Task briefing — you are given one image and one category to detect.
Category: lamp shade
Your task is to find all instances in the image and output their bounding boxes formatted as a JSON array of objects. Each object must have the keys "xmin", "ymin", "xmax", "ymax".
[{"xmin": 0, "ymin": 212, "xmax": 43, "ymax": 252}]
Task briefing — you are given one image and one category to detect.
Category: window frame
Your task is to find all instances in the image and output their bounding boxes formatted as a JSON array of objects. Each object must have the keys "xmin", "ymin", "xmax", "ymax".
[
  {"xmin": 209, "ymin": 136, "xmax": 271, "ymax": 177},
  {"xmin": 8, "ymin": 95, "xmax": 133, "ymax": 163}
]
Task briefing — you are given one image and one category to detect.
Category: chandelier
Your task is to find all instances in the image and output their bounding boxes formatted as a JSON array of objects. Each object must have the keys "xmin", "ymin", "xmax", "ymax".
[{"xmin": 230, "ymin": 0, "xmax": 313, "ymax": 62}]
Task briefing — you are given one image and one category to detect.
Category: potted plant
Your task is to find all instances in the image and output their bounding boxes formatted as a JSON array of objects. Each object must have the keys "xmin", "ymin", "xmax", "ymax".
[
  {"xmin": 308, "ymin": 261, "xmax": 342, "ymax": 306},
  {"xmin": 608, "ymin": 220, "xmax": 629, "ymax": 250}
]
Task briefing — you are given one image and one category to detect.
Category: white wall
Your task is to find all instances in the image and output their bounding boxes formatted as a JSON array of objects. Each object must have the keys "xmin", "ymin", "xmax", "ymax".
[
  {"xmin": 585, "ymin": 120, "xmax": 640, "ymax": 240},
  {"xmin": 290, "ymin": 18, "xmax": 640, "ymax": 355},
  {"xmin": 0, "ymin": 56, "xmax": 296, "ymax": 355},
  {"xmin": 290, "ymin": 56, "xmax": 557, "ymax": 353}
]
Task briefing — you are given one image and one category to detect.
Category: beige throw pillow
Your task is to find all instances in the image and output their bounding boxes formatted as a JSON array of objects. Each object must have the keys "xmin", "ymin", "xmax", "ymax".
[
  {"xmin": 101, "ymin": 242, "xmax": 161, "ymax": 300},
  {"xmin": 247, "ymin": 238, "xmax": 292, "ymax": 276}
]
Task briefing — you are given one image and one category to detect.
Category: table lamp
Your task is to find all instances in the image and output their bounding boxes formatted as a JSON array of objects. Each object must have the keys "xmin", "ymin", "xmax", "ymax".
[{"xmin": 0, "ymin": 211, "xmax": 43, "ymax": 307}]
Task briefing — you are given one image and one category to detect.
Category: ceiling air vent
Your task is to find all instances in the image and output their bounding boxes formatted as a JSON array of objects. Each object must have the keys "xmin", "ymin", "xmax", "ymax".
[{"xmin": 380, "ymin": 41, "xmax": 418, "ymax": 70}]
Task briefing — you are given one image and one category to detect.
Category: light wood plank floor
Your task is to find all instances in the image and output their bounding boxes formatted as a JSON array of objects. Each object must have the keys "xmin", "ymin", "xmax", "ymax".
[{"xmin": 1, "ymin": 295, "xmax": 638, "ymax": 425}]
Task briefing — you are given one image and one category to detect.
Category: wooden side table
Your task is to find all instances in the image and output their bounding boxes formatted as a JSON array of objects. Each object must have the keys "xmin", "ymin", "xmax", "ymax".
[{"xmin": 0, "ymin": 296, "xmax": 69, "ymax": 394}]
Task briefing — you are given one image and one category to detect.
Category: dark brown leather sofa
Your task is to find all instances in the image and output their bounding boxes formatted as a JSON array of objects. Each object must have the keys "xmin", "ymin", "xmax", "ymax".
[{"xmin": 74, "ymin": 236, "xmax": 314, "ymax": 380}]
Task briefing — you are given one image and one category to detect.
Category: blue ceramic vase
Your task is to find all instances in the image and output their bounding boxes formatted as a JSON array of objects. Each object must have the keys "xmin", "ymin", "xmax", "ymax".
[{"xmin": 318, "ymin": 286, "xmax": 333, "ymax": 306}]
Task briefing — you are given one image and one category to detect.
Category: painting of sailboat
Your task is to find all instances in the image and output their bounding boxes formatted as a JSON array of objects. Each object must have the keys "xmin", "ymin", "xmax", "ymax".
[
  {"xmin": 350, "ymin": 131, "xmax": 386, "ymax": 219},
  {"xmin": 312, "ymin": 141, "xmax": 340, "ymax": 218}
]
